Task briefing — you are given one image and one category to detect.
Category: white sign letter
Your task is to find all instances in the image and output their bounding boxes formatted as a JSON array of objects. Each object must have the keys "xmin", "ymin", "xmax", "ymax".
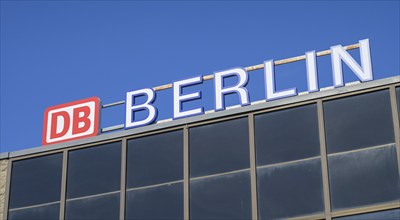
[
  {"xmin": 173, "ymin": 76, "xmax": 204, "ymax": 119},
  {"xmin": 264, "ymin": 60, "xmax": 297, "ymax": 101},
  {"xmin": 306, "ymin": 51, "xmax": 319, "ymax": 92},
  {"xmin": 125, "ymin": 88, "xmax": 157, "ymax": 129},
  {"xmin": 331, "ymin": 39, "xmax": 373, "ymax": 87},
  {"xmin": 214, "ymin": 68, "xmax": 250, "ymax": 111}
]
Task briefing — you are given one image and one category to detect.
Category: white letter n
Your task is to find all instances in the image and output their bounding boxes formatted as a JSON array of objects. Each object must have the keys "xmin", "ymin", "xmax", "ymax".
[{"xmin": 331, "ymin": 39, "xmax": 373, "ymax": 87}]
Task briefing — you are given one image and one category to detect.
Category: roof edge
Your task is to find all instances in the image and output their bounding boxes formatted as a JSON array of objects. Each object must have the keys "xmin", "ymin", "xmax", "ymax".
[{"xmin": 3, "ymin": 75, "xmax": 400, "ymax": 159}]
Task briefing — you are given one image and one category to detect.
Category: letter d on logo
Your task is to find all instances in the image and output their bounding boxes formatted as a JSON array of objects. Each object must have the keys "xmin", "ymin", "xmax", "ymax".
[
  {"xmin": 43, "ymin": 97, "xmax": 100, "ymax": 145},
  {"xmin": 50, "ymin": 111, "xmax": 70, "ymax": 139}
]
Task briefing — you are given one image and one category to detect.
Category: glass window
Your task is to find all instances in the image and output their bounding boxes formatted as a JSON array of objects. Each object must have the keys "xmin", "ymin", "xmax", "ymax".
[
  {"xmin": 190, "ymin": 171, "xmax": 252, "ymax": 220},
  {"xmin": 67, "ymin": 142, "xmax": 121, "ymax": 199},
  {"xmin": 323, "ymin": 90, "xmax": 395, "ymax": 154},
  {"xmin": 65, "ymin": 192, "xmax": 120, "ymax": 220},
  {"xmin": 9, "ymin": 153, "xmax": 63, "ymax": 209},
  {"xmin": 8, "ymin": 203, "xmax": 60, "ymax": 220},
  {"xmin": 127, "ymin": 130, "xmax": 183, "ymax": 188},
  {"xmin": 255, "ymin": 104, "xmax": 320, "ymax": 166},
  {"xmin": 126, "ymin": 182, "xmax": 183, "ymax": 220},
  {"xmin": 328, "ymin": 145, "xmax": 400, "ymax": 211},
  {"xmin": 189, "ymin": 118, "xmax": 249, "ymax": 178},
  {"xmin": 257, "ymin": 158, "xmax": 324, "ymax": 219},
  {"xmin": 334, "ymin": 208, "xmax": 400, "ymax": 220}
]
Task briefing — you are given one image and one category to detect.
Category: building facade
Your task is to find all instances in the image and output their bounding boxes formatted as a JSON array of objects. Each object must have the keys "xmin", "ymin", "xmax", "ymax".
[{"xmin": 1, "ymin": 76, "xmax": 400, "ymax": 220}]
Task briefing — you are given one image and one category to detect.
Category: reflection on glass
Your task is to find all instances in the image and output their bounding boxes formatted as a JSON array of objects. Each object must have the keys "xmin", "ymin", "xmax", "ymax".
[
  {"xmin": 324, "ymin": 90, "xmax": 395, "ymax": 153},
  {"xmin": 9, "ymin": 153, "xmax": 62, "ymax": 209},
  {"xmin": 8, "ymin": 203, "xmax": 60, "ymax": 220},
  {"xmin": 328, "ymin": 145, "xmax": 400, "ymax": 210},
  {"xmin": 257, "ymin": 158, "xmax": 324, "ymax": 219},
  {"xmin": 67, "ymin": 142, "xmax": 121, "ymax": 199},
  {"xmin": 65, "ymin": 192, "xmax": 120, "ymax": 220},
  {"xmin": 334, "ymin": 208, "xmax": 400, "ymax": 220},
  {"xmin": 126, "ymin": 182, "xmax": 183, "ymax": 220},
  {"xmin": 255, "ymin": 104, "xmax": 320, "ymax": 166},
  {"xmin": 190, "ymin": 171, "xmax": 252, "ymax": 220},
  {"xmin": 190, "ymin": 117, "xmax": 249, "ymax": 178},
  {"xmin": 127, "ymin": 130, "xmax": 183, "ymax": 188}
]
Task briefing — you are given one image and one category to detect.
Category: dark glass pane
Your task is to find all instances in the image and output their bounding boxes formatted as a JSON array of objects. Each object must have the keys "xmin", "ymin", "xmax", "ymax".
[
  {"xmin": 9, "ymin": 153, "xmax": 62, "ymax": 208},
  {"xmin": 328, "ymin": 145, "xmax": 400, "ymax": 210},
  {"xmin": 65, "ymin": 192, "xmax": 120, "ymax": 220},
  {"xmin": 397, "ymin": 87, "xmax": 400, "ymax": 123},
  {"xmin": 67, "ymin": 142, "xmax": 121, "ymax": 199},
  {"xmin": 334, "ymin": 208, "xmax": 400, "ymax": 220},
  {"xmin": 257, "ymin": 158, "xmax": 324, "ymax": 219},
  {"xmin": 126, "ymin": 182, "xmax": 183, "ymax": 220},
  {"xmin": 8, "ymin": 203, "xmax": 59, "ymax": 220},
  {"xmin": 324, "ymin": 90, "xmax": 395, "ymax": 154},
  {"xmin": 127, "ymin": 130, "xmax": 183, "ymax": 188},
  {"xmin": 255, "ymin": 104, "xmax": 320, "ymax": 166},
  {"xmin": 190, "ymin": 171, "xmax": 252, "ymax": 220},
  {"xmin": 189, "ymin": 118, "xmax": 249, "ymax": 178}
]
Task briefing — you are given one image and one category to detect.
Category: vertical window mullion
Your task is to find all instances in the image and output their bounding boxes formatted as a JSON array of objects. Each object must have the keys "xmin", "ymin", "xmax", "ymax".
[
  {"xmin": 317, "ymin": 100, "xmax": 332, "ymax": 220},
  {"xmin": 59, "ymin": 150, "xmax": 68, "ymax": 220}
]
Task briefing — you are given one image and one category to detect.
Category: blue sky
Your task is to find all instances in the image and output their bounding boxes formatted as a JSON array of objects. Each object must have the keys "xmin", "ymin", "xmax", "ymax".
[{"xmin": 1, "ymin": 1, "xmax": 399, "ymax": 153}]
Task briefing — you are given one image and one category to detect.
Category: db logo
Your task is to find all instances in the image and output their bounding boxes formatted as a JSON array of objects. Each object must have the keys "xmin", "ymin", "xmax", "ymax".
[{"xmin": 42, "ymin": 97, "xmax": 101, "ymax": 145}]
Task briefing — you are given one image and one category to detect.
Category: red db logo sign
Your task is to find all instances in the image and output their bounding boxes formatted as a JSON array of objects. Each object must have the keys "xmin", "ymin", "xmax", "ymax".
[{"xmin": 42, "ymin": 97, "xmax": 100, "ymax": 145}]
